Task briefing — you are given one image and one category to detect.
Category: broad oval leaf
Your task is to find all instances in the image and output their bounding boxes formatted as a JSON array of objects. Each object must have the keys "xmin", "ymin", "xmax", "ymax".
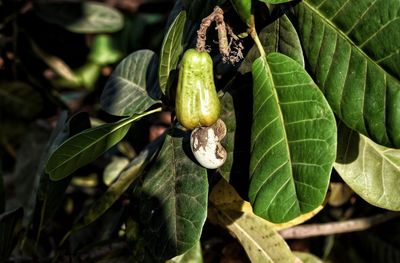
[
  {"xmin": 36, "ymin": 2, "xmax": 123, "ymax": 33},
  {"xmin": 159, "ymin": 11, "xmax": 186, "ymax": 96},
  {"xmin": 0, "ymin": 207, "xmax": 23, "ymax": 261},
  {"xmin": 0, "ymin": 81, "xmax": 43, "ymax": 119},
  {"xmin": 139, "ymin": 130, "xmax": 208, "ymax": 261},
  {"xmin": 250, "ymin": 53, "xmax": 337, "ymax": 223},
  {"xmin": 294, "ymin": 0, "xmax": 400, "ymax": 147},
  {"xmin": 239, "ymin": 14, "xmax": 304, "ymax": 74},
  {"xmin": 335, "ymin": 122, "xmax": 400, "ymax": 210},
  {"xmin": 45, "ymin": 108, "xmax": 161, "ymax": 181},
  {"xmin": 210, "ymin": 180, "xmax": 295, "ymax": 263},
  {"xmin": 101, "ymin": 50, "xmax": 161, "ymax": 116}
]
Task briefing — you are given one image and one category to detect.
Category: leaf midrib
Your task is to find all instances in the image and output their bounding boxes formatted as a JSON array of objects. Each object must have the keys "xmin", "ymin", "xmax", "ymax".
[
  {"xmin": 47, "ymin": 109, "xmax": 160, "ymax": 174},
  {"xmin": 262, "ymin": 56, "xmax": 297, "ymax": 209},
  {"xmin": 302, "ymin": 0, "xmax": 400, "ymax": 85},
  {"xmin": 46, "ymin": 117, "xmax": 133, "ymax": 174}
]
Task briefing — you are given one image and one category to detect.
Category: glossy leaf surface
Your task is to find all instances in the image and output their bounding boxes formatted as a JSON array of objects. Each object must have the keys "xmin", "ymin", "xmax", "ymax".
[
  {"xmin": 46, "ymin": 109, "xmax": 160, "ymax": 181},
  {"xmin": 101, "ymin": 50, "xmax": 161, "ymax": 116},
  {"xmin": 250, "ymin": 53, "xmax": 337, "ymax": 223},
  {"xmin": 140, "ymin": 130, "xmax": 208, "ymax": 261},
  {"xmin": 295, "ymin": 0, "xmax": 400, "ymax": 147},
  {"xmin": 159, "ymin": 11, "xmax": 186, "ymax": 96},
  {"xmin": 335, "ymin": 123, "xmax": 400, "ymax": 210}
]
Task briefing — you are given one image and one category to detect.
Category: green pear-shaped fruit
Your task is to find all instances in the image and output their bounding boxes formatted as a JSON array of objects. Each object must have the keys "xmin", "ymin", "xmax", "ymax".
[{"xmin": 175, "ymin": 49, "xmax": 221, "ymax": 130}]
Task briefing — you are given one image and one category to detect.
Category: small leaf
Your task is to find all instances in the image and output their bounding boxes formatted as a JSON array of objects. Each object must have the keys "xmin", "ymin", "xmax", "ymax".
[
  {"xmin": 159, "ymin": 11, "xmax": 186, "ymax": 96},
  {"xmin": 218, "ymin": 91, "xmax": 237, "ymax": 181},
  {"xmin": 334, "ymin": 122, "xmax": 400, "ymax": 210},
  {"xmin": 103, "ymin": 157, "xmax": 130, "ymax": 186},
  {"xmin": 210, "ymin": 180, "xmax": 295, "ymax": 263},
  {"xmin": 250, "ymin": 53, "xmax": 337, "ymax": 223},
  {"xmin": 139, "ymin": 130, "xmax": 208, "ymax": 261},
  {"xmin": 88, "ymin": 34, "xmax": 123, "ymax": 66},
  {"xmin": 0, "ymin": 81, "xmax": 43, "ymax": 119},
  {"xmin": 45, "ymin": 108, "xmax": 161, "ymax": 181},
  {"xmin": 101, "ymin": 50, "xmax": 161, "ymax": 116},
  {"xmin": 36, "ymin": 2, "xmax": 123, "ymax": 33},
  {"xmin": 239, "ymin": 14, "xmax": 304, "ymax": 74},
  {"xmin": 31, "ymin": 42, "xmax": 79, "ymax": 84},
  {"xmin": 0, "ymin": 207, "xmax": 23, "ymax": 261}
]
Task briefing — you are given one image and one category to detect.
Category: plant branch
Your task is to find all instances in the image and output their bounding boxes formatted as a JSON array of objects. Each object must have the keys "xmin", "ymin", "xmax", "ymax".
[
  {"xmin": 279, "ymin": 212, "xmax": 400, "ymax": 239},
  {"xmin": 248, "ymin": 15, "xmax": 265, "ymax": 58}
]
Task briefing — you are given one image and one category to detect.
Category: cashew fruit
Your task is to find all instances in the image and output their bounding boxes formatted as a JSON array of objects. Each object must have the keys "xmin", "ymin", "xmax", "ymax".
[{"xmin": 175, "ymin": 49, "xmax": 221, "ymax": 130}]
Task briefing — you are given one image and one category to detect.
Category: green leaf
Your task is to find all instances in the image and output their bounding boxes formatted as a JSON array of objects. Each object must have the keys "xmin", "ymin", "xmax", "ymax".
[
  {"xmin": 166, "ymin": 242, "xmax": 203, "ymax": 263},
  {"xmin": 0, "ymin": 207, "xmax": 23, "ymax": 261},
  {"xmin": 210, "ymin": 180, "xmax": 295, "ymax": 263},
  {"xmin": 159, "ymin": 11, "xmax": 186, "ymax": 96},
  {"xmin": 334, "ymin": 122, "xmax": 400, "ymax": 210},
  {"xmin": 103, "ymin": 157, "xmax": 130, "ymax": 186},
  {"xmin": 294, "ymin": 0, "xmax": 400, "ymax": 147},
  {"xmin": 239, "ymin": 14, "xmax": 304, "ymax": 74},
  {"xmin": 250, "ymin": 53, "xmax": 337, "ymax": 223},
  {"xmin": 88, "ymin": 34, "xmax": 123, "ymax": 65},
  {"xmin": 101, "ymin": 50, "xmax": 161, "ymax": 116},
  {"xmin": 230, "ymin": 0, "xmax": 252, "ymax": 25},
  {"xmin": 45, "ymin": 108, "xmax": 161, "ymax": 181},
  {"xmin": 139, "ymin": 130, "xmax": 208, "ymax": 261},
  {"xmin": 218, "ymin": 91, "xmax": 237, "ymax": 181},
  {"xmin": 36, "ymin": 2, "xmax": 123, "ymax": 33},
  {"xmin": 0, "ymin": 81, "xmax": 43, "ymax": 119}
]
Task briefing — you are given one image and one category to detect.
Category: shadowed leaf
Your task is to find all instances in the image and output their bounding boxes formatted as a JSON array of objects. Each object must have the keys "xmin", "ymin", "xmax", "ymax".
[
  {"xmin": 140, "ymin": 130, "xmax": 208, "ymax": 261},
  {"xmin": 101, "ymin": 50, "xmax": 161, "ymax": 116},
  {"xmin": 159, "ymin": 11, "xmax": 186, "ymax": 96},
  {"xmin": 45, "ymin": 108, "xmax": 161, "ymax": 181}
]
